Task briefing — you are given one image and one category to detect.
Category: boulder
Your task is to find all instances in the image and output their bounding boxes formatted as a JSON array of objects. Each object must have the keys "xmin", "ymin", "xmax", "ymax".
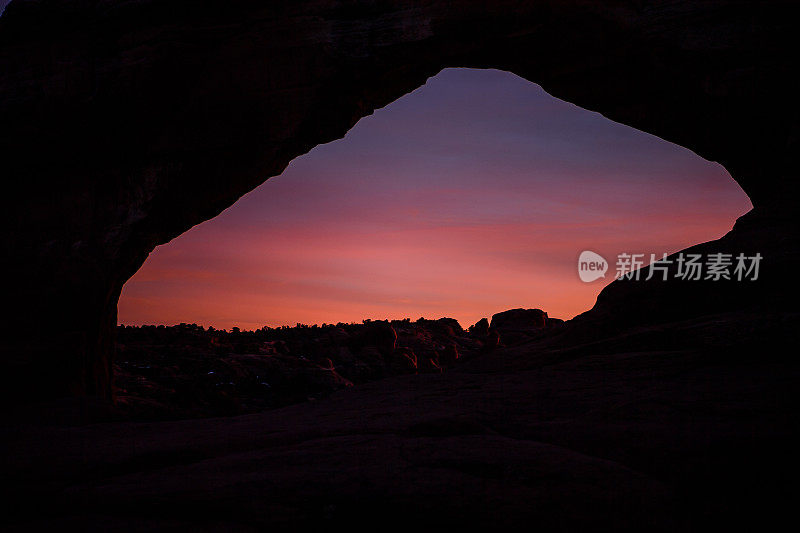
[
  {"xmin": 490, "ymin": 308, "xmax": 548, "ymax": 331},
  {"xmin": 387, "ymin": 347, "xmax": 418, "ymax": 374},
  {"xmin": 468, "ymin": 318, "xmax": 490, "ymax": 337}
]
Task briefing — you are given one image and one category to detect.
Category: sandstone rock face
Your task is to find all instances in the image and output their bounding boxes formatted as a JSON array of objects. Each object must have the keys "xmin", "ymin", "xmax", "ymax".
[
  {"xmin": 490, "ymin": 308, "xmax": 549, "ymax": 345},
  {"xmin": 491, "ymin": 308, "xmax": 548, "ymax": 331},
  {"xmin": 1, "ymin": 0, "xmax": 798, "ymax": 399},
  {"xmin": 468, "ymin": 318, "xmax": 490, "ymax": 337},
  {"xmin": 111, "ymin": 319, "xmax": 492, "ymax": 417}
]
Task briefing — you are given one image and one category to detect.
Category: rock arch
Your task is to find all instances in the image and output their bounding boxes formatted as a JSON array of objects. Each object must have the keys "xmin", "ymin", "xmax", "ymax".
[{"xmin": 0, "ymin": 0, "xmax": 797, "ymax": 400}]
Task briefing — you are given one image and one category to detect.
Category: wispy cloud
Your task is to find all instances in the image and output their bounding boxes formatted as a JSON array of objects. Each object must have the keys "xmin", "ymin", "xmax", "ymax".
[{"xmin": 119, "ymin": 68, "xmax": 751, "ymax": 330}]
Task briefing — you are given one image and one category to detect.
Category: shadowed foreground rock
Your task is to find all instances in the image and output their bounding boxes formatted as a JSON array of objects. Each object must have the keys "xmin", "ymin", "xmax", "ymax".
[{"xmin": 2, "ymin": 309, "xmax": 798, "ymax": 531}]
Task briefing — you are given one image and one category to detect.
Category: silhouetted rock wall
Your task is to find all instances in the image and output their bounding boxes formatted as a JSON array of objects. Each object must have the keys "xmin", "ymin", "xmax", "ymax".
[{"xmin": 1, "ymin": 0, "xmax": 797, "ymax": 400}]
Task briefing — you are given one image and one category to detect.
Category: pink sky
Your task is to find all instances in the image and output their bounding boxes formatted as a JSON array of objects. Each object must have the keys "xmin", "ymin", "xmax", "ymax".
[{"xmin": 119, "ymin": 68, "xmax": 751, "ymax": 330}]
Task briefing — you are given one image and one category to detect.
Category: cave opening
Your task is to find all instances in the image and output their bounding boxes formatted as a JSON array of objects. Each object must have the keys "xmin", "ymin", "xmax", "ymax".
[
  {"xmin": 118, "ymin": 68, "xmax": 751, "ymax": 332},
  {"xmin": 3, "ymin": 4, "xmax": 797, "ymax": 528}
]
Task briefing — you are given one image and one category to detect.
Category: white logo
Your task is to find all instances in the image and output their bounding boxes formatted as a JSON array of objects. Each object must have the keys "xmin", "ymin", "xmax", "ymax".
[{"xmin": 578, "ymin": 250, "xmax": 608, "ymax": 282}]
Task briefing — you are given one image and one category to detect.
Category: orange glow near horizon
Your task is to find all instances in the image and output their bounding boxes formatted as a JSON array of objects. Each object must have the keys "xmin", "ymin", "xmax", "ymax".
[{"xmin": 118, "ymin": 69, "xmax": 752, "ymax": 331}]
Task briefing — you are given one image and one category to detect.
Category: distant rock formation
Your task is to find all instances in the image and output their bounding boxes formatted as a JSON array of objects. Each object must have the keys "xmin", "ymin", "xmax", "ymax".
[
  {"xmin": 468, "ymin": 318, "xmax": 489, "ymax": 336},
  {"xmin": 114, "ymin": 314, "xmax": 543, "ymax": 418},
  {"xmin": 489, "ymin": 308, "xmax": 560, "ymax": 344},
  {"xmin": 490, "ymin": 308, "xmax": 548, "ymax": 331}
]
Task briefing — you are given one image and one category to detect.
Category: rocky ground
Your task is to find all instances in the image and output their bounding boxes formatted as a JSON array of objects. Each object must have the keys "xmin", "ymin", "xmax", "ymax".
[
  {"xmin": 3, "ymin": 308, "xmax": 798, "ymax": 531},
  {"xmin": 114, "ymin": 309, "xmax": 563, "ymax": 419}
]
